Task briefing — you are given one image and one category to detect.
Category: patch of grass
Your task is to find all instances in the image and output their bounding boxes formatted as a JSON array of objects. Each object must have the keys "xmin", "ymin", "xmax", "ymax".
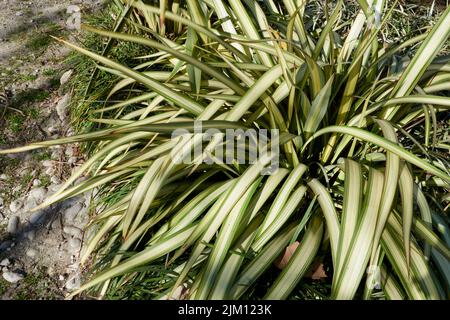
[
  {"xmin": 20, "ymin": 172, "xmax": 33, "ymax": 188},
  {"xmin": 38, "ymin": 174, "xmax": 51, "ymax": 188},
  {"xmin": 26, "ymin": 34, "xmax": 52, "ymax": 51},
  {"xmin": 27, "ymin": 108, "xmax": 40, "ymax": 120},
  {"xmin": 49, "ymin": 77, "xmax": 60, "ymax": 88},
  {"xmin": 33, "ymin": 151, "xmax": 51, "ymax": 161},
  {"xmin": 17, "ymin": 74, "xmax": 38, "ymax": 83},
  {"xmin": 25, "ymin": 23, "xmax": 64, "ymax": 51},
  {"xmin": 12, "ymin": 270, "xmax": 62, "ymax": 300},
  {"xmin": 43, "ymin": 68, "xmax": 57, "ymax": 77},
  {"xmin": 6, "ymin": 114, "xmax": 25, "ymax": 133},
  {"xmin": 0, "ymin": 278, "xmax": 8, "ymax": 297},
  {"xmin": 10, "ymin": 89, "xmax": 50, "ymax": 108}
]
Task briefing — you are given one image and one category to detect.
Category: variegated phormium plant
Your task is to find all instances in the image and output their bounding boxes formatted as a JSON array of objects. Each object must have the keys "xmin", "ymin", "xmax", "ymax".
[{"xmin": 1, "ymin": 0, "xmax": 449, "ymax": 300}]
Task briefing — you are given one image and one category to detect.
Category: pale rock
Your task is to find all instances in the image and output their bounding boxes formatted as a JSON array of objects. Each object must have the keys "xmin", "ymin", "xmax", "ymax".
[
  {"xmin": 26, "ymin": 230, "xmax": 36, "ymax": 241},
  {"xmin": 42, "ymin": 160, "xmax": 53, "ymax": 167},
  {"xmin": 9, "ymin": 200, "xmax": 23, "ymax": 213},
  {"xmin": 28, "ymin": 187, "xmax": 46, "ymax": 203},
  {"xmin": 56, "ymin": 93, "xmax": 71, "ymax": 121},
  {"xmin": 51, "ymin": 219, "xmax": 61, "ymax": 230},
  {"xmin": 0, "ymin": 258, "xmax": 10, "ymax": 267},
  {"xmin": 19, "ymin": 169, "xmax": 30, "ymax": 177},
  {"xmin": 65, "ymin": 146, "xmax": 74, "ymax": 157},
  {"xmin": 50, "ymin": 176, "xmax": 60, "ymax": 184},
  {"xmin": 64, "ymin": 202, "xmax": 82, "ymax": 222},
  {"xmin": 67, "ymin": 156, "xmax": 77, "ymax": 165},
  {"xmin": 7, "ymin": 216, "xmax": 20, "ymax": 234},
  {"xmin": 22, "ymin": 198, "xmax": 38, "ymax": 212},
  {"xmin": 68, "ymin": 238, "xmax": 81, "ymax": 250},
  {"xmin": 47, "ymin": 266, "xmax": 55, "ymax": 276},
  {"xmin": 26, "ymin": 248, "xmax": 38, "ymax": 258},
  {"xmin": 32, "ymin": 179, "xmax": 41, "ymax": 187},
  {"xmin": 63, "ymin": 226, "xmax": 82, "ymax": 239},
  {"xmin": 2, "ymin": 271, "xmax": 24, "ymax": 283},
  {"xmin": 65, "ymin": 273, "xmax": 81, "ymax": 290},
  {"xmin": 59, "ymin": 70, "xmax": 73, "ymax": 86},
  {"xmin": 51, "ymin": 149, "xmax": 61, "ymax": 160},
  {"xmin": 49, "ymin": 184, "xmax": 62, "ymax": 193},
  {"xmin": 47, "ymin": 126, "xmax": 58, "ymax": 134}
]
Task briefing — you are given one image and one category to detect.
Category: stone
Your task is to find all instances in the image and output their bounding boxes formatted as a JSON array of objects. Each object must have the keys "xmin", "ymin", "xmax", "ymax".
[
  {"xmin": 65, "ymin": 274, "xmax": 81, "ymax": 290},
  {"xmin": 47, "ymin": 126, "xmax": 58, "ymax": 134},
  {"xmin": 65, "ymin": 146, "xmax": 74, "ymax": 157},
  {"xmin": 49, "ymin": 184, "xmax": 62, "ymax": 193},
  {"xmin": 32, "ymin": 179, "xmax": 41, "ymax": 187},
  {"xmin": 15, "ymin": 11, "xmax": 24, "ymax": 16},
  {"xmin": 50, "ymin": 176, "xmax": 61, "ymax": 184},
  {"xmin": 9, "ymin": 199, "xmax": 23, "ymax": 213},
  {"xmin": 2, "ymin": 271, "xmax": 24, "ymax": 283},
  {"xmin": 26, "ymin": 248, "xmax": 38, "ymax": 258},
  {"xmin": 68, "ymin": 238, "xmax": 81, "ymax": 250},
  {"xmin": 45, "ymin": 167, "xmax": 54, "ymax": 175},
  {"xmin": 63, "ymin": 226, "xmax": 82, "ymax": 239},
  {"xmin": 56, "ymin": 93, "xmax": 71, "ymax": 121},
  {"xmin": 64, "ymin": 202, "xmax": 83, "ymax": 222},
  {"xmin": 67, "ymin": 156, "xmax": 77, "ymax": 165},
  {"xmin": 0, "ymin": 258, "xmax": 10, "ymax": 267},
  {"xmin": 26, "ymin": 230, "xmax": 36, "ymax": 241},
  {"xmin": 30, "ymin": 210, "xmax": 46, "ymax": 225},
  {"xmin": 28, "ymin": 187, "xmax": 46, "ymax": 202},
  {"xmin": 22, "ymin": 198, "xmax": 38, "ymax": 212},
  {"xmin": 7, "ymin": 216, "xmax": 20, "ymax": 234},
  {"xmin": 51, "ymin": 219, "xmax": 61, "ymax": 230},
  {"xmin": 0, "ymin": 174, "xmax": 7, "ymax": 180},
  {"xmin": 47, "ymin": 266, "xmax": 55, "ymax": 276},
  {"xmin": 19, "ymin": 169, "xmax": 30, "ymax": 177},
  {"xmin": 60, "ymin": 70, "xmax": 73, "ymax": 86},
  {"xmin": 42, "ymin": 160, "xmax": 53, "ymax": 167},
  {"xmin": 51, "ymin": 149, "xmax": 62, "ymax": 160}
]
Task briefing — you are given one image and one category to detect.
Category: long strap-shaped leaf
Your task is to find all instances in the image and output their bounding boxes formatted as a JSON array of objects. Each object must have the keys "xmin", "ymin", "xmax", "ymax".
[
  {"xmin": 303, "ymin": 125, "xmax": 450, "ymax": 183},
  {"xmin": 332, "ymin": 168, "xmax": 384, "ymax": 299},
  {"xmin": 383, "ymin": 5, "xmax": 450, "ymax": 120},
  {"xmin": 230, "ymin": 223, "xmax": 297, "ymax": 299},
  {"xmin": 53, "ymin": 37, "xmax": 205, "ymax": 116},
  {"xmin": 308, "ymin": 179, "xmax": 340, "ymax": 267},
  {"xmin": 67, "ymin": 223, "xmax": 198, "ymax": 299},
  {"xmin": 264, "ymin": 215, "xmax": 324, "ymax": 299}
]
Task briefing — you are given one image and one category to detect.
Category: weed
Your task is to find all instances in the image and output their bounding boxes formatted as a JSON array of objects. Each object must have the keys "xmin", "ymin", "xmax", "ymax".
[
  {"xmin": 43, "ymin": 69, "xmax": 57, "ymax": 77},
  {"xmin": 6, "ymin": 114, "xmax": 24, "ymax": 133}
]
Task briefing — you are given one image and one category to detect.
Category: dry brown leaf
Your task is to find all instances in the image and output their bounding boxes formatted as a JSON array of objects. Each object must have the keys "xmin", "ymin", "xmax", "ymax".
[{"xmin": 274, "ymin": 241, "xmax": 300, "ymax": 269}]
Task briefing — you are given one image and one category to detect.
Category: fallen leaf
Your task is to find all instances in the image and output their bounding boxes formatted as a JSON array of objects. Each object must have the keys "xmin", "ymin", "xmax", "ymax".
[{"xmin": 274, "ymin": 241, "xmax": 300, "ymax": 269}]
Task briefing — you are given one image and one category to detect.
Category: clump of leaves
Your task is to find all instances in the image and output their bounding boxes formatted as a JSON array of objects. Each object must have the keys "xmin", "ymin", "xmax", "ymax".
[{"xmin": 2, "ymin": 0, "xmax": 449, "ymax": 300}]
